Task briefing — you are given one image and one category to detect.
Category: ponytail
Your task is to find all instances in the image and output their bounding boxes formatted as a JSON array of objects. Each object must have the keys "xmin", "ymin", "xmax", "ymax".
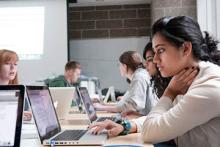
[
  {"xmin": 201, "ymin": 31, "xmax": 220, "ymax": 65},
  {"xmin": 119, "ymin": 51, "xmax": 144, "ymax": 72}
]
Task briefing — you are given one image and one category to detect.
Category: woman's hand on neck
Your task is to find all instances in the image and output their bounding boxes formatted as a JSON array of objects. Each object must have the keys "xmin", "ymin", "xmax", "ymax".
[
  {"xmin": 163, "ymin": 65, "xmax": 199, "ymax": 101},
  {"xmin": 185, "ymin": 58, "xmax": 199, "ymax": 69}
]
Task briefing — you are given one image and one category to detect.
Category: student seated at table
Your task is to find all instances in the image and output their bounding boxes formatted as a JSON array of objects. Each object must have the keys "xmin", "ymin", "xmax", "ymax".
[
  {"xmin": 47, "ymin": 60, "xmax": 81, "ymax": 87},
  {"xmin": 89, "ymin": 16, "xmax": 220, "ymax": 147},
  {"xmin": 0, "ymin": 49, "xmax": 32, "ymax": 121},
  {"xmin": 143, "ymin": 42, "xmax": 171, "ymax": 99},
  {"xmin": 46, "ymin": 60, "xmax": 81, "ymax": 107},
  {"xmin": 93, "ymin": 51, "xmax": 157, "ymax": 116},
  {"xmin": 121, "ymin": 42, "xmax": 171, "ymax": 119}
]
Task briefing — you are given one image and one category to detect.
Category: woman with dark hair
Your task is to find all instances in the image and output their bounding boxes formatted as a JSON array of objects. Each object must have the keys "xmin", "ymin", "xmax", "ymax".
[
  {"xmin": 143, "ymin": 42, "xmax": 171, "ymax": 98},
  {"xmin": 94, "ymin": 51, "xmax": 157, "ymax": 116},
  {"xmin": 89, "ymin": 16, "xmax": 220, "ymax": 147}
]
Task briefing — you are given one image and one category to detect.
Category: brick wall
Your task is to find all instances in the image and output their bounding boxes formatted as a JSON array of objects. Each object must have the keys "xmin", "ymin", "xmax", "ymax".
[
  {"xmin": 151, "ymin": 0, "xmax": 197, "ymax": 24},
  {"xmin": 68, "ymin": 4, "xmax": 151, "ymax": 39}
]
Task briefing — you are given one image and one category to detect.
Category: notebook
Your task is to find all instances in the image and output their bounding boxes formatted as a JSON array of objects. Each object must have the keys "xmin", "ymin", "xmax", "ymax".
[
  {"xmin": 26, "ymin": 86, "xmax": 107, "ymax": 146},
  {"xmin": 0, "ymin": 85, "xmax": 25, "ymax": 147}
]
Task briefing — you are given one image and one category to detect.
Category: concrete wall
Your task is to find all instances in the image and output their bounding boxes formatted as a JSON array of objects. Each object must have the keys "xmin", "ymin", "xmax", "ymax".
[
  {"xmin": 151, "ymin": 0, "xmax": 197, "ymax": 24},
  {"xmin": 69, "ymin": 37, "xmax": 149, "ymax": 91}
]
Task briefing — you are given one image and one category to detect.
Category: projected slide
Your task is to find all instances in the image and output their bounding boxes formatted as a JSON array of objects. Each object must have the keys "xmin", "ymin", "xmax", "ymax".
[{"xmin": 0, "ymin": 7, "xmax": 44, "ymax": 60}]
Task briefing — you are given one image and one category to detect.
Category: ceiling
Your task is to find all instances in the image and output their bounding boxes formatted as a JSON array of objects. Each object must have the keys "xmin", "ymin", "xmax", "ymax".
[{"xmin": 69, "ymin": 0, "xmax": 151, "ymax": 7}]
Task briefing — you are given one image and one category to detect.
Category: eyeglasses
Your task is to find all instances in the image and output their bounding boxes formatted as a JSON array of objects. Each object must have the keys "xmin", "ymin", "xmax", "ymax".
[{"xmin": 145, "ymin": 56, "xmax": 154, "ymax": 63}]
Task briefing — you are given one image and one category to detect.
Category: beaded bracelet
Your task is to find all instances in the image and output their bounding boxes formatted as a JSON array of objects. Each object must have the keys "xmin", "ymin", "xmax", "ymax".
[{"xmin": 118, "ymin": 120, "xmax": 131, "ymax": 135}]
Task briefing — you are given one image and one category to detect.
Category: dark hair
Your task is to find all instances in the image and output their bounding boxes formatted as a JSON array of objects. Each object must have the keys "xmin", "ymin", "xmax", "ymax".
[
  {"xmin": 143, "ymin": 42, "xmax": 153, "ymax": 60},
  {"xmin": 152, "ymin": 16, "xmax": 220, "ymax": 65},
  {"xmin": 151, "ymin": 75, "xmax": 171, "ymax": 98},
  {"xmin": 119, "ymin": 51, "xmax": 144, "ymax": 72},
  {"xmin": 65, "ymin": 61, "xmax": 80, "ymax": 71},
  {"xmin": 142, "ymin": 42, "xmax": 171, "ymax": 98}
]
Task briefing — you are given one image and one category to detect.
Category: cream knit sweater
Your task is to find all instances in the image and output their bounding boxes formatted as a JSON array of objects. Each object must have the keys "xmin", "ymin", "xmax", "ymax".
[{"xmin": 132, "ymin": 61, "xmax": 220, "ymax": 147}]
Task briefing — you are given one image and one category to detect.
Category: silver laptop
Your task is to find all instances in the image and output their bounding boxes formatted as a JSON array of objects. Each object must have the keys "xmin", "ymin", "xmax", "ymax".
[
  {"xmin": 0, "ymin": 85, "xmax": 25, "ymax": 147},
  {"xmin": 49, "ymin": 87, "xmax": 75, "ymax": 120},
  {"xmin": 76, "ymin": 87, "xmax": 119, "ymax": 123},
  {"xmin": 26, "ymin": 86, "xmax": 107, "ymax": 146}
]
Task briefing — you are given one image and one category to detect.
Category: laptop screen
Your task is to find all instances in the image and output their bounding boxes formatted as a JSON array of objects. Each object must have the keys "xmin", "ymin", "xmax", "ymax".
[
  {"xmin": 77, "ymin": 87, "xmax": 97, "ymax": 122},
  {"xmin": 74, "ymin": 87, "xmax": 83, "ymax": 112},
  {"xmin": 26, "ymin": 86, "xmax": 60, "ymax": 142},
  {"xmin": 0, "ymin": 85, "xmax": 24, "ymax": 147}
]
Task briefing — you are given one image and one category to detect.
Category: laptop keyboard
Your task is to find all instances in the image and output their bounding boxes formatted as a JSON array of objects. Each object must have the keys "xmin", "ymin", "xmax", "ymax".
[
  {"xmin": 53, "ymin": 130, "xmax": 87, "ymax": 141},
  {"xmin": 97, "ymin": 117, "xmax": 115, "ymax": 122}
]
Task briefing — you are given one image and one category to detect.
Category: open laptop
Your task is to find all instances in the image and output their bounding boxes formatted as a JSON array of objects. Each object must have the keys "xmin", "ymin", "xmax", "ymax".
[
  {"xmin": 0, "ymin": 85, "xmax": 24, "ymax": 147},
  {"xmin": 76, "ymin": 87, "xmax": 120, "ymax": 123},
  {"xmin": 73, "ymin": 86, "xmax": 84, "ymax": 113},
  {"xmin": 49, "ymin": 87, "xmax": 75, "ymax": 120},
  {"xmin": 26, "ymin": 86, "xmax": 107, "ymax": 146}
]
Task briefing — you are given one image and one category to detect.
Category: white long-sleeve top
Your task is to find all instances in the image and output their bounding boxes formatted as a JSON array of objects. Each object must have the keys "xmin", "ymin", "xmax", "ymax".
[
  {"xmin": 132, "ymin": 61, "xmax": 220, "ymax": 147},
  {"xmin": 116, "ymin": 68, "xmax": 157, "ymax": 115}
]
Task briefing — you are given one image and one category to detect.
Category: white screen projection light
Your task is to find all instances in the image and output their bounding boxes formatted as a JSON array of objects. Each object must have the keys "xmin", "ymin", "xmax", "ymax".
[{"xmin": 0, "ymin": 7, "xmax": 45, "ymax": 60}]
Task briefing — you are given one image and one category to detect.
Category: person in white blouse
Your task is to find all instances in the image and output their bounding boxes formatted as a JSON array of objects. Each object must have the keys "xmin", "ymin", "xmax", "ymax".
[
  {"xmin": 93, "ymin": 51, "xmax": 157, "ymax": 116},
  {"xmin": 89, "ymin": 16, "xmax": 220, "ymax": 147}
]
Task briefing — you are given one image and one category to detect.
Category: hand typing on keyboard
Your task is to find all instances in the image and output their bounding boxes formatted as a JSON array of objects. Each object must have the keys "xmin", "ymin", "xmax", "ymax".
[
  {"xmin": 88, "ymin": 126, "xmax": 97, "ymax": 134},
  {"xmin": 89, "ymin": 126, "xmax": 107, "ymax": 135},
  {"xmin": 89, "ymin": 120, "xmax": 124, "ymax": 137}
]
